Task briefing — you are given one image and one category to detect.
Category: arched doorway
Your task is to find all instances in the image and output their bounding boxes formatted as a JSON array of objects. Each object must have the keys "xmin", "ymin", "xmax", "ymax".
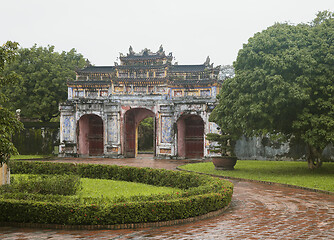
[
  {"xmin": 124, "ymin": 108, "xmax": 155, "ymax": 157},
  {"xmin": 137, "ymin": 117, "xmax": 154, "ymax": 152},
  {"xmin": 177, "ymin": 114, "xmax": 204, "ymax": 158},
  {"xmin": 77, "ymin": 114, "xmax": 104, "ymax": 156}
]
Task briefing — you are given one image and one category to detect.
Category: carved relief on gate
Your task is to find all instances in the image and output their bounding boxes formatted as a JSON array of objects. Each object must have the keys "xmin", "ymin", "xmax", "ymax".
[
  {"xmin": 107, "ymin": 115, "xmax": 118, "ymax": 143},
  {"xmin": 161, "ymin": 116, "xmax": 173, "ymax": 143},
  {"xmin": 62, "ymin": 115, "xmax": 75, "ymax": 142}
]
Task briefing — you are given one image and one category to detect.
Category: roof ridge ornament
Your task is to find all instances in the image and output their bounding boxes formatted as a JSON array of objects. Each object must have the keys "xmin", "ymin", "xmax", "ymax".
[
  {"xmin": 85, "ymin": 59, "xmax": 92, "ymax": 67},
  {"xmin": 142, "ymin": 48, "xmax": 150, "ymax": 56},
  {"xmin": 157, "ymin": 45, "xmax": 164, "ymax": 55},
  {"xmin": 204, "ymin": 56, "xmax": 210, "ymax": 66},
  {"xmin": 119, "ymin": 47, "xmax": 173, "ymax": 60},
  {"xmin": 129, "ymin": 46, "xmax": 135, "ymax": 56}
]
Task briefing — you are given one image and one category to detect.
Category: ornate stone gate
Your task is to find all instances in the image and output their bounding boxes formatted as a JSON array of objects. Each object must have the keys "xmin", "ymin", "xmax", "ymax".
[{"xmin": 59, "ymin": 46, "xmax": 221, "ymax": 159}]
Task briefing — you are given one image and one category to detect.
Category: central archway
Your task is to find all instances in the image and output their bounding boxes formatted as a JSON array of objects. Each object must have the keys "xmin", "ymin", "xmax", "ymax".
[
  {"xmin": 123, "ymin": 108, "xmax": 155, "ymax": 157},
  {"xmin": 177, "ymin": 114, "xmax": 204, "ymax": 158},
  {"xmin": 77, "ymin": 114, "xmax": 104, "ymax": 156}
]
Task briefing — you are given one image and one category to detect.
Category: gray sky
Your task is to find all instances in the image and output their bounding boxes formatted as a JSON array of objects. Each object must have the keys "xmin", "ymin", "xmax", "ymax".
[{"xmin": 1, "ymin": 0, "xmax": 333, "ymax": 66}]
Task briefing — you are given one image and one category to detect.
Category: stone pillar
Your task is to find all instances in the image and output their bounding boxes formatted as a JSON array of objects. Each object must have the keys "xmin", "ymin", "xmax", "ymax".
[
  {"xmin": 157, "ymin": 105, "xmax": 174, "ymax": 158},
  {"xmin": 68, "ymin": 87, "xmax": 73, "ymax": 100},
  {"xmin": 59, "ymin": 104, "xmax": 77, "ymax": 156},
  {"xmin": 105, "ymin": 104, "xmax": 121, "ymax": 157}
]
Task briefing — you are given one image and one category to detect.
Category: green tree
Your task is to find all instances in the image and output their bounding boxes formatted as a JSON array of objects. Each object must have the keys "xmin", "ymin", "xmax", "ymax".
[
  {"xmin": 2, "ymin": 45, "xmax": 87, "ymax": 122},
  {"xmin": 138, "ymin": 117, "xmax": 154, "ymax": 151},
  {"xmin": 211, "ymin": 11, "xmax": 334, "ymax": 169},
  {"xmin": 0, "ymin": 41, "xmax": 23, "ymax": 165}
]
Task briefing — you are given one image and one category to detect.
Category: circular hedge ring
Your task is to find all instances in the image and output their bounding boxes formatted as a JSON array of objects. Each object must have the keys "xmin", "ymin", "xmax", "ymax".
[{"xmin": 1, "ymin": 161, "xmax": 233, "ymax": 226}]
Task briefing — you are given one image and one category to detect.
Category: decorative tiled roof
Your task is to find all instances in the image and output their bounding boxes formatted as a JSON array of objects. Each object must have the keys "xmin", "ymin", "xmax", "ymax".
[
  {"xmin": 113, "ymin": 78, "xmax": 167, "ymax": 85},
  {"xmin": 68, "ymin": 80, "xmax": 111, "ymax": 85},
  {"xmin": 113, "ymin": 77, "xmax": 166, "ymax": 82},
  {"xmin": 168, "ymin": 79, "xmax": 216, "ymax": 86},
  {"xmin": 77, "ymin": 64, "xmax": 208, "ymax": 74},
  {"xmin": 77, "ymin": 66, "xmax": 115, "ymax": 73},
  {"xmin": 116, "ymin": 64, "xmax": 168, "ymax": 70},
  {"xmin": 170, "ymin": 65, "xmax": 207, "ymax": 72},
  {"xmin": 120, "ymin": 46, "xmax": 173, "ymax": 61},
  {"xmin": 120, "ymin": 54, "xmax": 171, "ymax": 61}
]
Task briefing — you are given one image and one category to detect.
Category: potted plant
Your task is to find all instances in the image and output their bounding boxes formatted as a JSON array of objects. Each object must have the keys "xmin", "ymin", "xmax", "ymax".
[{"xmin": 206, "ymin": 132, "xmax": 237, "ymax": 170}]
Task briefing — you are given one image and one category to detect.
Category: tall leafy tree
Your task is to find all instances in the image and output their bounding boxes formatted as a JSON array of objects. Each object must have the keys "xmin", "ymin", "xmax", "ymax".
[
  {"xmin": 2, "ymin": 45, "xmax": 87, "ymax": 122},
  {"xmin": 0, "ymin": 41, "xmax": 23, "ymax": 165},
  {"xmin": 211, "ymin": 11, "xmax": 334, "ymax": 169}
]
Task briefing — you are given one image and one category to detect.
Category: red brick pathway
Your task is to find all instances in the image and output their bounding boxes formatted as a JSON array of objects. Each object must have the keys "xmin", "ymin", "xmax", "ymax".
[{"xmin": 1, "ymin": 155, "xmax": 333, "ymax": 239}]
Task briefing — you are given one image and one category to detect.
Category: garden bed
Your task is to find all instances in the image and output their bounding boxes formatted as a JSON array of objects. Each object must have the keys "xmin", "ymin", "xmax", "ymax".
[{"xmin": 0, "ymin": 160, "xmax": 233, "ymax": 226}]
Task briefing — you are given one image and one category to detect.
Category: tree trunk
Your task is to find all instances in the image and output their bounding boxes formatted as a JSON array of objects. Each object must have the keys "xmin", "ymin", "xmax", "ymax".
[{"xmin": 307, "ymin": 145, "xmax": 323, "ymax": 169}]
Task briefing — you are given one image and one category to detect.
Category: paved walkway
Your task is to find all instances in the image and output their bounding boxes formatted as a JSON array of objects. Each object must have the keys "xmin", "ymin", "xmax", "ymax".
[{"xmin": 1, "ymin": 155, "xmax": 334, "ymax": 239}]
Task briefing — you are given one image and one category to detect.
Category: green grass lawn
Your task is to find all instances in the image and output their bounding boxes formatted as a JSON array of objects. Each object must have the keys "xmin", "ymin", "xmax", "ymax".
[
  {"xmin": 79, "ymin": 178, "xmax": 181, "ymax": 199},
  {"xmin": 179, "ymin": 160, "xmax": 334, "ymax": 192},
  {"xmin": 10, "ymin": 155, "xmax": 48, "ymax": 160},
  {"xmin": 7, "ymin": 174, "xmax": 182, "ymax": 203}
]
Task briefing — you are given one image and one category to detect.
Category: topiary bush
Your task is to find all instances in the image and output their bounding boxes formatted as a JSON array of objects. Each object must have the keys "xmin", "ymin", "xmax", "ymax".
[{"xmin": 0, "ymin": 160, "xmax": 234, "ymax": 226}]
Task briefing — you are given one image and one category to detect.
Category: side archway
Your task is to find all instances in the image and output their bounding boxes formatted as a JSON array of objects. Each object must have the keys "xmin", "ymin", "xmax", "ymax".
[
  {"xmin": 77, "ymin": 114, "xmax": 104, "ymax": 156},
  {"xmin": 177, "ymin": 114, "xmax": 204, "ymax": 158},
  {"xmin": 123, "ymin": 108, "xmax": 155, "ymax": 157}
]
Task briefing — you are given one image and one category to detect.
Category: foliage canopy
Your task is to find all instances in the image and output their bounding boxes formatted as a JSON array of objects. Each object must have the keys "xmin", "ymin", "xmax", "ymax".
[
  {"xmin": 0, "ymin": 41, "xmax": 23, "ymax": 165},
  {"xmin": 210, "ymin": 11, "xmax": 334, "ymax": 169},
  {"xmin": 2, "ymin": 45, "xmax": 86, "ymax": 122}
]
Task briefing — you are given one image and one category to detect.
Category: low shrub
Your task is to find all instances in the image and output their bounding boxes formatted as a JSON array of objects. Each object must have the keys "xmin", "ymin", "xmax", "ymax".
[
  {"xmin": 9, "ymin": 161, "xmax": 206, "ymax": 189},
  {"xmin": 1, "ymin": 160, "xmax": 234, "ymax": 226},
  {"xmin": 1, "ymin": 174, "xmax": 81, "ymax": 196},
  {"xmin": 9, "ymin": 160, "xmax": 77, "ymax": 175}
]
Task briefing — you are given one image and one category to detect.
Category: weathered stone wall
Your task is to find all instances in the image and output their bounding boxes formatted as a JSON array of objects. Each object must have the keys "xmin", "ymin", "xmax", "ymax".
[
  {"xmin": 59, "ymin": 96, "xmax": 217, "ymax": 159},
  {"xmin": 235, "ymin": 136, "xmax": 291, "ymax": 160},
  {"xmin": 235, "ymin": 136, "xmax": 334, "ymax": 161}
]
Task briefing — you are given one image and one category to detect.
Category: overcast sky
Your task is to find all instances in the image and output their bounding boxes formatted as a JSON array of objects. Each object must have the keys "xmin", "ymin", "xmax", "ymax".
[{"xmin": 1, "ymin": 0, "xmax": 333, "ymax": 67}]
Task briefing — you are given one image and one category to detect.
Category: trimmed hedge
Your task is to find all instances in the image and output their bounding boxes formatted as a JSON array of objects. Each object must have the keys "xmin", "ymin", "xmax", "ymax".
[
  {"xmin": 2, "ymin": 174, "xmax": 81, "ymax": 196},
  {"xmin": 0, "ymin": 160, "xmax": 234, "ymax": 225}
]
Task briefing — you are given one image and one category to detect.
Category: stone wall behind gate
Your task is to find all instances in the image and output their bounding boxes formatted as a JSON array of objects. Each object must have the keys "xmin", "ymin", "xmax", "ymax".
[{"xmin": 235, "ymin": 136, "xmax": 334, "ymax": 162}]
